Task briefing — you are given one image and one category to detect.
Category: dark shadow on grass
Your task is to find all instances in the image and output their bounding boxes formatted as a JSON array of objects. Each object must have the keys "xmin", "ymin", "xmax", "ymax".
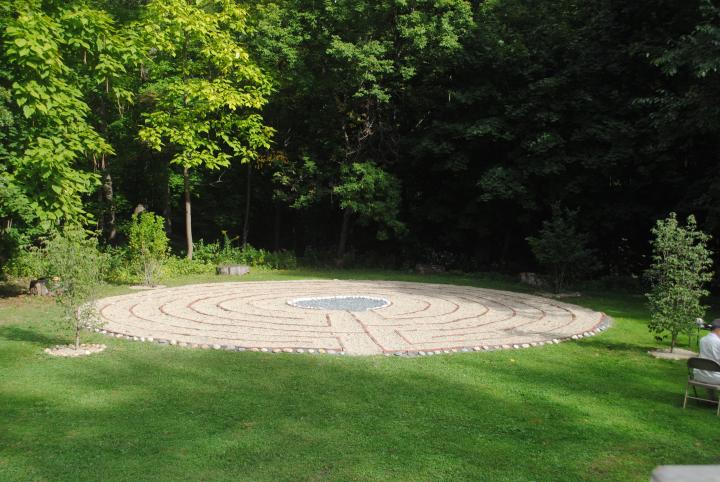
[
  {"xmin": 0, "ymin": 325, "xmax": 67, "ymax": 346},
  {"xmin": 578, "ymin": 337, "xmax": 657, "ymax": 355}
]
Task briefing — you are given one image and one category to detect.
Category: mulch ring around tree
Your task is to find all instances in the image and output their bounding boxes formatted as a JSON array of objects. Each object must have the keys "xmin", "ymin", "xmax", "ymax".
[{"xmin": 44, "ymin": 343, "xmax": 107, "ymax": 357}]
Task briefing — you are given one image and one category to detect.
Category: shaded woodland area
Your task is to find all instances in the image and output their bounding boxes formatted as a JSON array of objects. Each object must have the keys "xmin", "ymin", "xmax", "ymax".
[{"xmin": 2, "ymin": 0, "xmax": 719, "ymax": 277}]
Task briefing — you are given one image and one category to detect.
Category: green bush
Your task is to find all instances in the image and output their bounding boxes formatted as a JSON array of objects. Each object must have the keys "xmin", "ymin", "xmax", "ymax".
[
  {"xmin": 527, "ymin": 206, "xmax": 600, "ymax": 292},
  {"xmin": 192, "ymin": 239, "xmax": 225, "ymax": 264},
  {"xmin": 192, "ymin": 234, "xmax": 297, "ymax": 270},
  {"xmin": 3, "ymin": 244, "xmax": 46, "ymax": 279},
  {"xmin": 264, "ymin": 249, "xmax": 297, "ymax": 270},
  {"xmin": 127, "ymin": 212, "xmax": 169, "ymax": 286},
  {"xmin": 104, "ymin": 246, "xmax": 136, "ymax": 285},
  {"xmin": 163, "ymin": 256, "xmax": 216, "ymax": 277},
  {"xmin": 0, "ymin": 227, "xmax": 28, "ymax": 272}
]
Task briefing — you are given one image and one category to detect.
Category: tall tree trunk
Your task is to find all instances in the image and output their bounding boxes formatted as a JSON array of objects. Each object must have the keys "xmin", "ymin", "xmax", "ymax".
[
  {"xmin": 242, "ymin": 163, "xmax": 252, "ymax": 248},
  {"xmin": 499, "ymin": 230, "xmax": 510, "ymax": 268},
  {"xmin": 273, "ymin": 203, "xmax": 281, "ymax": 251},
  {"xmin": 163, "ymin": 157, "xmax": 172, "ymax": 235},
  {"xmin": 337, "ymin": 207, "xmax": 352, "ymax": 259},
  {"xmin": 94, "ymin": 89, "xmax": 116, "ymax": 243},
  {"xmin": 293, "ymin": 210, "xmax": 305, "ymax": 258},
  {"xmin": 183, "ymin": 166, "xmax": 193, "ymax": 260},
  {"xmin": 101, "ymin": 155, "xmax": 116, "ymax": 242}
]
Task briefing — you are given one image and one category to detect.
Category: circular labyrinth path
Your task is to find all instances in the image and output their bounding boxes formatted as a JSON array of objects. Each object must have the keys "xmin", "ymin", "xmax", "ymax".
[{"xmin": 94, "ymin": 280, "xmax": 610, "ymax": 356}]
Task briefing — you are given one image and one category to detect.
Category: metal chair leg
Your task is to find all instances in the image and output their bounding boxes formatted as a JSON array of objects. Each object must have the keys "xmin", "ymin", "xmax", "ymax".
[{"xmin": 683, "ymin": 384, "xmax": 689, "ymax": 409}]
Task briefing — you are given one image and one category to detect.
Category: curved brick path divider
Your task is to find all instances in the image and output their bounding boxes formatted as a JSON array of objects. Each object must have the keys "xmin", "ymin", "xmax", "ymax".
[{"xmin": 94, "ymin": 280, "xmax": 611, "ymax": 356}]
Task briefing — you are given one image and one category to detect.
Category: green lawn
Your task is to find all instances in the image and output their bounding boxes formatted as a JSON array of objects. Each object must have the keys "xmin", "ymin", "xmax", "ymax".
[{"xmin": 1, "ymin": 270, "xmax": 719, "ymax": 481}]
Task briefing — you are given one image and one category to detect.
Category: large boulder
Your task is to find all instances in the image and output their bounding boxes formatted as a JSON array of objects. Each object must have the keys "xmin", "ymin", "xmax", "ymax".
[
  {"xmin": 414, "ymin": 263, "xmax": 446, "ymax": 275},
  {"xmin": 216, "ymin": 264, "xmax": 250, "ymax": 276},
  {"xmin": 29, "ymin": 278, "xmax": 51, "ymax": 296},
  {"xmin": 519, "ymin": 272, "xmax": 545, "ymax": 287}
]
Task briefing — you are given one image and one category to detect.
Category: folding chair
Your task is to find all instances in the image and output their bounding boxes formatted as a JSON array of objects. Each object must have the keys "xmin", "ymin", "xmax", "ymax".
[{"xmin": 683, "ymin": 357, "xmax": 720, "ymax": 416}]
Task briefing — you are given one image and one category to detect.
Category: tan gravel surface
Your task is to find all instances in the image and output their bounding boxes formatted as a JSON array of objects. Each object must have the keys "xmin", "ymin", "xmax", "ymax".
[{"xmin": 94, "ymin": 280, "xmax": 608, "ymax": 355}]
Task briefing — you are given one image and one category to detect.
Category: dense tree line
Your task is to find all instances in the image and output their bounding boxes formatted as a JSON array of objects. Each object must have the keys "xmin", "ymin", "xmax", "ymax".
[{"xmin": 1, "ymin": 0, "xmax": 719, "ymax": 278}]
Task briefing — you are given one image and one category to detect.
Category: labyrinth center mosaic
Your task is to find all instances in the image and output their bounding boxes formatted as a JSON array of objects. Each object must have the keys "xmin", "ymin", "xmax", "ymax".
[{"xmin": 95, "ymin": 280, "xmax": 610, "ymax": 355}]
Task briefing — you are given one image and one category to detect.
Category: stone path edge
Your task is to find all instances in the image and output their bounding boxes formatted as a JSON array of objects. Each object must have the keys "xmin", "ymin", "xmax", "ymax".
[{"xmin": 93, "ymin": 313, "xmax": 613, "ymax": 357}]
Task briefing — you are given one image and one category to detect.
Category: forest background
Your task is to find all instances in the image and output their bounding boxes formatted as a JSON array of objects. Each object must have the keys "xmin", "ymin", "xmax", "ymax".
[{"xmin": 2, "ymin": 0, "xmax": 718, "ymax": 283}]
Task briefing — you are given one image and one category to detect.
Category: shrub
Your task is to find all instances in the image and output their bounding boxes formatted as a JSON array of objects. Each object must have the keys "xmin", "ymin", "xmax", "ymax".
[
  {"xmin": 192, "ymin": 234, "xmax": 297, "ymax": 270},
  {"xmin": 0, "ymin": 227, "xmax": 27, "ymax": 272},
  {"xmin": 127, "ymin": 212, "xmax": 169, "ymax": 286},
  {"xmin": 264, "ymin": 249, "xmax": 298, "ymax": 270},
  {"xmin": 192, "ymin": 238, "xmax": 224, "ymax": 265},
  {"xmin": 645, "ymin": 213, "xmax": 713, "ymax": 351},
  {"xmin": 104, "ymin": 246, "xmax": 136, "ymax": 284},
  {"xmin": 3, "ymin": 244, "xmax": 46, "ymax": 279},
  {"xmin": 44, "ymin": 227, "xmax": 107, "ymax": 350},
  {"xmin": 527, "ymin": 206, "xmax": 599, "ymax": 292},
  {"xmin": 163, "ymin": 256, "xmax": 215, "ymax": 277}
]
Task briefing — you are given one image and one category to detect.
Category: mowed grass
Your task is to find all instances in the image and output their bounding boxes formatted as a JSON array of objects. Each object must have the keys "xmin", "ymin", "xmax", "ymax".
[{"xmin": 1, "ymin": 270, "xmax": 719, "ymax": 481}]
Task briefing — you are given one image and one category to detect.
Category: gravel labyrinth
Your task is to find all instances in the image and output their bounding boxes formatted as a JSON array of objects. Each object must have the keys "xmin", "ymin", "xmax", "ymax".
[{"xmin": 95, "ymin": 280, "xmax": 610, "ymax": 356}]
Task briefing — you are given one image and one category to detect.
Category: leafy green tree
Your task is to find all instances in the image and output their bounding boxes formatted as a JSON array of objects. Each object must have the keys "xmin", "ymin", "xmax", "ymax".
[
  {"xmin": 0, "ymin": 86, "xmax": 34, "ymax": 266},
  {"xmin": 403, "ymin": 0, "xmax": 692, "ymax": 266},
  {"xmin": 45, "ymin": 226, "xmax": 107, "ymax": 350},
  {"xmin": 527, "ymin": 206, "xmax": 599, "ymax": 293},
  {"xmin": 0, "ymin": 2, "xmax": 132, "ymax": 231},
  {"xmin": 128, "ymin": 211, "xmax": 168, "ymax": 286},
  {"xmin": 137, "ymin": 0, "xmax": 274, "ymax": 259},
  {"xmin": 270, "ymin": 153, "xmax": 320, "ymax": 210},
  {"xmin": 651, "ymin": 0, "xmax": 720, "ymax": 233},
  {"xmin": 334, "ymin": 162, "xmax": 406, "ymax": 257},
  {"xmin": 323, "ymin": 1, "xmax": 472, "ymax": 257},
  {"xmin": 3, "ymin": 0, "xmax": 719, "ymax": 276},
  {"xmin": 646, "ymin": 213, "xmax": 713, "ymax": 352},
  {"xmin": 246, "ymin": 0, "xmax": 472, "ymax": 257}
]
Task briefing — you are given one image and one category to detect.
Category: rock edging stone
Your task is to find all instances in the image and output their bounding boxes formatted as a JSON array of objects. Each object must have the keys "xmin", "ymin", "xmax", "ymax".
[{"xmin": 216, "ymin": 264, "xmax": 250, "ymax": 276}]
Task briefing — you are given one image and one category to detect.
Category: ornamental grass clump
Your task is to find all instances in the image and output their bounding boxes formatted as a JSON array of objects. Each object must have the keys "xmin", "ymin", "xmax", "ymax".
[
  {"xmin": 45, "ymin": 227, "xmax": 107, "ymax": 350},
  {"xmin": 645, "ymin": 213, "xmax": 713, "ymax": 352}
]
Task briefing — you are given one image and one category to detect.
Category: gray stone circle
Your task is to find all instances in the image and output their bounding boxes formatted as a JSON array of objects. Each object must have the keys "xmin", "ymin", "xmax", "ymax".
[
  {"xmin": 288, "ymin": 295, "xmax": 390, "ymax": 311},
  {"xmin": 94, "ymin": 280, "xmax": 611, "ymax": 356}
]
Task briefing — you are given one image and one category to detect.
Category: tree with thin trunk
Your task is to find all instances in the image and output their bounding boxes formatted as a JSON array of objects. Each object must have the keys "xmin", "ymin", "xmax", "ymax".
[
  {"xmin": 137, "ymin": 0, "xmax": 273, "ymax": 259},
  {"xmin": 646, "ymin": 213, "xmax": 713, "ymax": 352},
  {"xmin": 333, "ymin": 161, "xmax": 405, "ymax": 259},
  {"xmin": 45, "ymin": 226, "xmax": 106, "ymax": 351},
  {"xmin": 242, "ymin": 163, "xmax": 252, "ymax": 248}
]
